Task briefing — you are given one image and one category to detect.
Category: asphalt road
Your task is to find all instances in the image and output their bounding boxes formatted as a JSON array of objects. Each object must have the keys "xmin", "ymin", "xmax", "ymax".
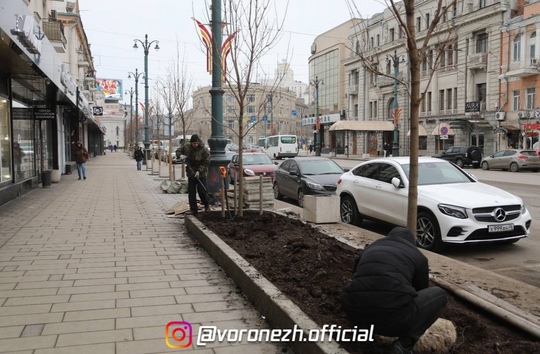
[{"xmin": 330, "ymin": 159, "xmax": 540, "ymax": 288}]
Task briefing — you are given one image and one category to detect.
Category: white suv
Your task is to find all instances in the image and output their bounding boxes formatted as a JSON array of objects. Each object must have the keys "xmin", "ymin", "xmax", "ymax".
[{"xmin": 336, "ymin": 157, "xmax": 532, "ymax": 252}]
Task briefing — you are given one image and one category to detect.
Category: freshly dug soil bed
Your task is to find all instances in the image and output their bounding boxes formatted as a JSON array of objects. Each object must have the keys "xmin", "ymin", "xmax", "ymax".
[{"xmin": 194, "ymin": 211, "xmax": 539, "ymax": 354}]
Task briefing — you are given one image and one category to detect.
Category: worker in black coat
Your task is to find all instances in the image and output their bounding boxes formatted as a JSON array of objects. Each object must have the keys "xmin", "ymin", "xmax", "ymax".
[{"xmin": 341, "ymin": 227, "xmax": 447, "ymax": 354}]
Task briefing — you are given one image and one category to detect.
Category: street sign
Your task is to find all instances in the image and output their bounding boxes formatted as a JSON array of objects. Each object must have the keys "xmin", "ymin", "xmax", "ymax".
[
  {"xmin": 292, "ymin": 110, "xmax": 297, "ymax": 116},
  {"xmin": 250, "ymin": 115, "xmax": 256, "ymax": 122},
  {"xmin": 263, "ymin": 115, "xmax": 268, "ymax": 121}
]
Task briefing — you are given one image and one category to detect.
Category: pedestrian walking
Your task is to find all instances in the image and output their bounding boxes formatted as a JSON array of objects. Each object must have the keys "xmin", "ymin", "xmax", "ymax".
[
  {"xmin": 341, "ymin": 227, "xmax": 447, "ymax": 354},
  {"xmin": 178, "ymin": 134, "xmax": 211, "ymax": 215},
  {"xmin": 309, "ymin": 144, "xmax": 313, "ymax": 154},
  {"xmin": 134, "ymin": 146, "xmax": 144, "ymax": 170},
  {"xmin": 113, "ymin": 144, "xmax": 117, "ymax": 152},
  {"xmin": 73, "ymin": 141, "xmax": 89, "ymax": 180}
]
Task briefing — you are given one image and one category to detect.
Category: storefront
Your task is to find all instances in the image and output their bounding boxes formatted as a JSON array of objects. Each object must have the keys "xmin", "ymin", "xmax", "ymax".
[{"xmin": 0, "ymin": 2, "xmax": 103, "ymax": 206}]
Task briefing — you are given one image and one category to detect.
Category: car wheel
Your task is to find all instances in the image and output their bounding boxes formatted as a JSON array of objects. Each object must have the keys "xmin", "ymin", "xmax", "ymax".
[
  {"xmin": 340, "ymin": 195, "xmax": 362, "ymax": 226},
  {"xmin": 416, "ymin": 211, "xmax": 444, "ymax": 252},
  {"xmin": 297, "ymin": 189, "xmax": 304, "ymax": 208},
  {"xmin": 456, "ymin": 159, "xmax": 464, "ymax": 168},
  {"xmin": 481, "ymin": 161, "xmax": 489, "ymax": 170},
  {"xmin": 273, "ymin": 182, "xmax": 283, "ymax": 200},
  {"xmin": 510, "ymin": 162, "xmax": 519, "ymax": 172}
]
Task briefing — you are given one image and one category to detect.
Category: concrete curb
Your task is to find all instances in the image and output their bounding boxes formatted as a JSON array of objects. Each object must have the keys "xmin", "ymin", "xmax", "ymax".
[{"xmin": 184, "ymin": 215, "xmax": 347, "ymax": 354}]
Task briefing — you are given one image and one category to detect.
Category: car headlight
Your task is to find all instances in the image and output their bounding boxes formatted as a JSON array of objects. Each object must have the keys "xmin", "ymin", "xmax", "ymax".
[
  {"xmin": 305, "ymin": 180, "xmax": 325, "ymax": 191},
  {"xmin": 244, "ymin": 168, "xmax": 255, "ymax": 176},
  {"xmin": 522, "ymin": 205, "xmax": 527, "ymax": 214},
  {"xmin": 438, "ymin": 204, "xmax": 468, "ymax": 219}
]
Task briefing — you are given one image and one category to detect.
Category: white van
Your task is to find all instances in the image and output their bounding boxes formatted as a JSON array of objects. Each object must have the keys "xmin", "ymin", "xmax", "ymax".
[{"xmin": 264, "ymin": 135, "xmax": 298, "ymax": 159}]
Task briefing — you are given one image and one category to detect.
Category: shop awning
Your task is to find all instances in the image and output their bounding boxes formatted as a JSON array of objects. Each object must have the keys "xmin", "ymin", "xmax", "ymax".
[
  {"xmin": 329, "ymin": 120, "xmax": 394, "ymax": 131},
  {"xmin": 407, "ymin": 125, "xmax": 427, "ymax": 136},
  {"xmin": 502, "ymin": 124, "xmax": 520, "ymax": 131}
]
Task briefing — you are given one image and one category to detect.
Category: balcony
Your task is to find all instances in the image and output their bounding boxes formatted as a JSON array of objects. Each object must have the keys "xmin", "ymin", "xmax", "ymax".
[
  {"xmin": 347, "ymin": 84, "xmax": 358, "ymax": 95},
  {"xmin": 501, "ymin": 57, "xmax": 540, "ymax": 78},
  {"xmin": 467, "ymin": 53, "xmax": 488, "ymax": 71},
  {"xmin": 42, "ymin": 21, "xmax": 66, "ymax": 53},
  {"xmin": 377, "ymin": 72, "xmax": 404, "ymax": 87}
]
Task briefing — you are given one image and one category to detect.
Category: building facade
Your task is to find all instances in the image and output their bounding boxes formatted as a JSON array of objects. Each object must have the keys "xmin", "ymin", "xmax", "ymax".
[{"xmin": 0, "ymin": 0, "xmax": 103, "ymax": 206}]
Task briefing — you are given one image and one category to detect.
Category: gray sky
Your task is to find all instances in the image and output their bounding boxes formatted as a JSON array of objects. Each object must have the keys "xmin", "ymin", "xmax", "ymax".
[{"xmin": 79, "ymin": 0, "xmax": 386, "ymax": 104}]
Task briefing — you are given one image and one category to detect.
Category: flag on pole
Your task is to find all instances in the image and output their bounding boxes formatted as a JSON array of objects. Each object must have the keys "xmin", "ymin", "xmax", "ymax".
[{"xmin": 193, "ymin": 18, "xmax": 212, "ymax": 73}]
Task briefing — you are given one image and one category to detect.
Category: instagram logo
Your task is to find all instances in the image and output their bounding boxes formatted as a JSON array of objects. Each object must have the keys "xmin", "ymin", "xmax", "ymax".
[{"xmin": 165, "ymin": 321, "xmax": 192, "ymax": 349}]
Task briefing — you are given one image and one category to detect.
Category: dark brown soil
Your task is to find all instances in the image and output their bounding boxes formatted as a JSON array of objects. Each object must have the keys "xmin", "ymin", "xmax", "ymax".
[{"xmin": 194, "ymin": 211, "xmax": 540, "ymax": 354}]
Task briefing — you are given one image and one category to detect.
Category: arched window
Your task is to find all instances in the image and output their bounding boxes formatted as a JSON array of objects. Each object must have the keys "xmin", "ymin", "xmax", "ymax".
[
  {"xmin": 513, "ymin": 34, "xmax": 521, "ymax": 62},
  {"xmin": 530, "ymin": 32, "xmax": 536, "ymax": 60}
]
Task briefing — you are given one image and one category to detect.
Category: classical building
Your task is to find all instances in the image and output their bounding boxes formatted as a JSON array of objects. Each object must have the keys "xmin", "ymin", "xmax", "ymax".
[
  {"xmin": 499, "ymin": 0, "xmax": 540, "ymax": 151},
  {"xmin": 322, "ymin": 0, "xmax": 514, "ymax": 157},
  {"xmin": 186, "ymin": 84, "xmax": 303, "ymax": 146},
  {"xmin": 0, "ymin": 0, "xmax": 103, "ymax": 206}
]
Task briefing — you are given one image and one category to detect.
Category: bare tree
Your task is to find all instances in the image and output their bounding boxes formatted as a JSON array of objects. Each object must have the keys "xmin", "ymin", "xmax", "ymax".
[
  {"xmin": 218, "ymin": 0, "xmax": 290, "ymax": 216},
  {"xmin": 346, "ymin": 0, "xmax": 458, "ymax": 238}
]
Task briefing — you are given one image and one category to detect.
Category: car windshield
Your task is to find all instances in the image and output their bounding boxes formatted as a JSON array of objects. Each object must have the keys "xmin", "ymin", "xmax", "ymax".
[
  {"xmin": 243, "ymin": 154, "xmax": 272, "ymax": 165},
  {"xmin": 300, "ymin": 160, "xmax": 343, "ymax": 175},
  {"xmin": 402, "ymin": 162, "xmax": 473, "ymax": 185}
]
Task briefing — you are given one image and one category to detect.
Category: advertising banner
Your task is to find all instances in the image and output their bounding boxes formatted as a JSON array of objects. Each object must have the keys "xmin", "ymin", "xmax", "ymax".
[{"xmin": 96, "ymin": 79, "xmax": 123, "ymax": 100}]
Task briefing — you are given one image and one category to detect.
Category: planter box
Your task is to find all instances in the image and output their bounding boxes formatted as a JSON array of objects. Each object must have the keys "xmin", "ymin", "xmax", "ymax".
[
  {"xmin": 51, "ymin": 169, "xmax": 61, "ymax": 183},
  {"xmin": 303, "ymin": 195, "xmax": 340, "ymax": 224}
]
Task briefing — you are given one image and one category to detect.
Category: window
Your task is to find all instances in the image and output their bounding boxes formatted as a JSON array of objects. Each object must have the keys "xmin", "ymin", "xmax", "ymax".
[
  {"xmin": 427, "ymin": 92, "xmax": 432, "ymax": 112},
  {"xmin": 247, "ymin": 94, "xmax": 255, "ymax": 102},
  {"xmin": 376, "ymin": 164, "xmax": 400, "ymax": 184},
  {"xmin": 476, "ymin": 33, "xmax": 488, "ymax": 53},
  {"xmin": 477, "ymin": 83, "xmax": 487, "ymax": 102},
  {"xmin": 453, "ymin": 88, "xmax": 458, "ymax": 110},
  {"xmin": 446, "ymin": 89, "xmax": 452, "ymax": 110},
  {"xmin": 442, "ymin": 7, "xmax": 447, "ymax": 22},
  {"xmin": 416, "ymin": 17, "xmax": 421, "ymax": 32},
  {"xmin": 390, "ymin": 28, "xmax": 395, "ymax": 41},
  {"xmin": 376, "ymin": 34, "xmax": 380, "ymax": 47},
  {"xmin": 530, "ymin": 32, "xmax": 536, "ymax": 59},
  {"xmin": 425, "ymin": 13, "xmax": 430, "ymax": 29},
  {"xmin": 513, "ymin": 34, "xmax": 521, "ymax": 62},
  {"xmin": 228, "ymin": 120, "xmax": 235, "ymax": 129},
  {"xmin": 526, "ymin": 87, "xmax": 535, "ymax": 109},
  {"xmin": 439, "ymin": 90, "xmax": 445, "ymax": 111},
  {"xmin": 226, "ymin": 95, "xmax": 234, "ymax": 102},
  {"xmin": 226, "ymin": 105, "xmax": 235, "ymax": 114},
  {"xmin": 247, "ymin": 105, "xmax": 255, "ymax": 113},
  {"xmin": 421, "ymin": 96, "xmax": 426, "ymax": 113},
  {"xmin": 370, "ymin": 37, "xmax": 374, "ymax": 48},
  {"xmin": 512, "ymin": 90, "xmax": 520, "ymax": 111},
  {"xmin": 479, "ymin": 0, "xmax": 487, "ymax": 9}
]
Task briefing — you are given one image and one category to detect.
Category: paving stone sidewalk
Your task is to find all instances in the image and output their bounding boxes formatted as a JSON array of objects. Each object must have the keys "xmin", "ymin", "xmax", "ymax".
[{"xmin": 0, "ymin": 152, "xmax": 285, "ymax": 354}]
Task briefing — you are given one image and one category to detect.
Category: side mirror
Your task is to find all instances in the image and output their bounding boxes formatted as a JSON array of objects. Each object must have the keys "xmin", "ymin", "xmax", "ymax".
[
  {"xmin": 289, "ymin": 170, "xmax": 298, "ymax": 176},
  {"xmin": 391, "ymin": 177, "xmax": 404, "ymax": 188}
]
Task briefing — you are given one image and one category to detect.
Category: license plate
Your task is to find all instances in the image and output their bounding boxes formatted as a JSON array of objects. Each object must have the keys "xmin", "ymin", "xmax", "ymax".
[{"xmin": 488, "ymin": 224, "xmax": 514, "ymax": 233}]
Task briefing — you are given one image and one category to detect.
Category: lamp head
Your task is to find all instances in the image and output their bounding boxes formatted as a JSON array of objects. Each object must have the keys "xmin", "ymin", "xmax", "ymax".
[
  {"xmin": 133, "ymin": 41, "xmax": 138, "ymax": 50},
  {"xmin": 154, "ymin": 42, "xmax": 160, "ymax": 51}
]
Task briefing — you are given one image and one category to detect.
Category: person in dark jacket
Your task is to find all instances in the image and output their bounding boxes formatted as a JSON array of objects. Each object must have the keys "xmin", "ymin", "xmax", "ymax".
[
  {"xmin": 73, "ymin": 141, "xmax": 89, "ymax": 180},
  {"xmin": 341, "ymin": 227, "xmax": 447, "ymax": 354},
  {"xmin": 178, "ymin": 134, "xmax": 210, "ymax": 215},
  {"xmin": 134, "ymin": 146, "xmax": 144, "ymax": 170}
]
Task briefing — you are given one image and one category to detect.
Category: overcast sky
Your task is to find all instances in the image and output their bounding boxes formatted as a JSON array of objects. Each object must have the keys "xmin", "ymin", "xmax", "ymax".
[{"xmin": 79, "ymin": 0, "xmax": 386, "ymax": 104}]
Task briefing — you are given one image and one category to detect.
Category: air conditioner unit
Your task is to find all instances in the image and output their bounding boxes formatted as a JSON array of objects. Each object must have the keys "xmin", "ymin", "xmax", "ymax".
[
  {"xmin": 530, "ymin": 58, "xmax": 539, "ymax": 66},
  {"xmin": 495, "ymin": 112, "xmax": 506, "ymax": 121}
]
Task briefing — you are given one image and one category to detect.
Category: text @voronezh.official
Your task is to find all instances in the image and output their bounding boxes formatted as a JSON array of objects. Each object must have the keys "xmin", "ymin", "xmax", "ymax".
[{"xmin": 166, "ymin": 321, "xmax": 374, "ymax": 349}]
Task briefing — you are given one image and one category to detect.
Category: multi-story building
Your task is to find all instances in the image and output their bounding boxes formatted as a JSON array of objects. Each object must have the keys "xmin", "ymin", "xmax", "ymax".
[
  {"xmin": 188, "ymin": 84, "xmax": 300, "ymax": 146},
  {"xmin": 499, "ymin": 0, "xmax": 540, "ymax": 151},
  {"xmin": 0, "ymin": 0, "xmax": 103, "ymax": 206},
  {"xmin": 340, "ymin": 0, "xmax": 511, "ymax": 157}
]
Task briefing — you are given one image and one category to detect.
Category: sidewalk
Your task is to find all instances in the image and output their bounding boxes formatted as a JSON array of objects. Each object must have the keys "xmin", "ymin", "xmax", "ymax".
[{"xmin": 0, "ymin": 152, "xmax": 285, "ymax": 353}]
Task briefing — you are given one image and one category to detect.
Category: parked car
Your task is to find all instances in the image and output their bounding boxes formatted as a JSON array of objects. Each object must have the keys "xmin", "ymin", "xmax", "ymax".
[
  {"xmin": 228, "ymin": 152, "xmax": 277, "ymax": 184},
  {"xmin": 481, "ymin": 149, "xmax": 540, "ymax": 172},
  {"xmin": 273, "ymin": 157, "xmax": 346, "ymax": 207},
  {"xmin": 432, "ymin": 145, "xmax": 482, "ymax": 168},
  {"xmin": 336, "ymin": 157, "xmax": 532, "ymax": 252}
]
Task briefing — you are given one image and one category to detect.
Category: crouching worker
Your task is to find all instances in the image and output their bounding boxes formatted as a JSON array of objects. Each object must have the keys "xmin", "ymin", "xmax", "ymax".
[{"xmin": 341, "ymin": 227, "xmax": 447, "ymax": 354}]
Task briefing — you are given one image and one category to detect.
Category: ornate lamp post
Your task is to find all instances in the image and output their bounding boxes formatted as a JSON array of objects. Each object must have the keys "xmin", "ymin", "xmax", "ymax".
[
  {"xmin": 387, "ymin": 50, "xmax": 404, "ymax": 157},
  {"xmin": 128, "ymin": 68, "xmax": 143, "ymax": 150},
  {"xmin": 133, "ymin": 34, "xmax": 159, "ymax": 163},
  {"xmin": 310, "ymin": 76, "xmax": 323, "ymax": 156},
  {"xmin": 124, "ymin": 86, "xmax": 135, "ymax": 154}
]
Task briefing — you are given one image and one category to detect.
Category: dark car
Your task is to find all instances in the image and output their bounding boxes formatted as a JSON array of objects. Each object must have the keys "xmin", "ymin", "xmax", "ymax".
[
  {"xmin": 273, "ymin": 157, "xmax": 346, "ymax": 207},
  {"xmin": 432, "ymin": 145, "xmax": 482, "ymax": 168}
]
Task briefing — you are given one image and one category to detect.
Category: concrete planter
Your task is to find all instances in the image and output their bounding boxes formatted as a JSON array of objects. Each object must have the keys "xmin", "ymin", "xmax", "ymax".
[
  {"xmin": 51, "ymin": 169, "xmax": 61, "ymax": 183},
  {"xmin": 303, "ymin": 195, "xmax": 340, "ymax": 224}
]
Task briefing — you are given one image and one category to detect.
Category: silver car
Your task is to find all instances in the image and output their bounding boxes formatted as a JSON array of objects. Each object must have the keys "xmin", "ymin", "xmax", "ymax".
[{"xmin": 481, "ymin": 149, "xmax": 540, "ymax": 172}]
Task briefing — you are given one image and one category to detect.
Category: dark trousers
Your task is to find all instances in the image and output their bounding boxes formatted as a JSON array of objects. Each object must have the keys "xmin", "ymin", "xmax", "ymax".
[
  {"xmin": 376, "ymin": 286, "xmax": 447, "ymax": 347},
  {"xmin": 188, "ymin": 176, "xmax": 209, "ymax": 213}
]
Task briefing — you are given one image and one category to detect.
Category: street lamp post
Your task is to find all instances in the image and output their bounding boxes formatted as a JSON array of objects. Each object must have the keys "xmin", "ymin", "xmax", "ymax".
[
  {"xmin": 125, "ymin": 86, "xmax": 135, "ymax": 154},
  {"xmin": 310, "ymin": 76, "xmax": 323, "ymax": 156},
  {"xmin": 388, "ymin": 50, "xmax": 401, "ymax": 157},
  {"xmin": 133, "ymin": 34, "xmax": 160, "ymax": 164},
  {"xmin": 128, "ymin": 68, "xmax": 143, "ymax": 150}
]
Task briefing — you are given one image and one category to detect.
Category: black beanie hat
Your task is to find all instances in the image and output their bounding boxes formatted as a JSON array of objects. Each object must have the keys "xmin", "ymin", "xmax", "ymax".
[{"xmin": 190, "ymin": 134, "xmax": 201, "ymax": 143}]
